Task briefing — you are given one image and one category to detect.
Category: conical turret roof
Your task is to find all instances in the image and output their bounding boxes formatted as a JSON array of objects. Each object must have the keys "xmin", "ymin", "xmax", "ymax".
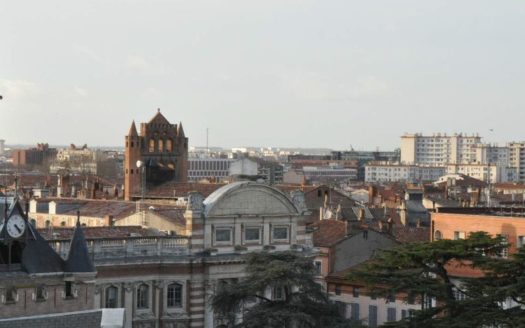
[
  {"xmin": 128, "ymin": 120, "xmax": 138, "ymax": 136},
  {"xmin": 64, "ymin": 212, "xmax": 95, "ymax": 273}
]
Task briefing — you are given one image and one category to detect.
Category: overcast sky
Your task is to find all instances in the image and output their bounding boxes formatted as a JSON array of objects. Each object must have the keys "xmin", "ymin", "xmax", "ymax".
[{"xmin": 1, "ymin": 0, "xmax": 524, "ymax": 150}]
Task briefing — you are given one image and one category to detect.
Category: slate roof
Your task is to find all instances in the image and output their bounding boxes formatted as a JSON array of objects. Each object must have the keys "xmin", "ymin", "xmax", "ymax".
[{"xmin": 64, "ymin": 214, "xmax": 95, "ymax": 273}]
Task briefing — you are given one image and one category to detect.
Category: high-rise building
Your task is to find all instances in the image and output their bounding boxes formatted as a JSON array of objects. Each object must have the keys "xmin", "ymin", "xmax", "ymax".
[
  {"xmin": 400, "ymin": 133, "xmax": 482, "ymax": 165},
  {"xmin": 124, "ymin": 110, "xmax": 188, "ymax": 200},
  {"xmin": 509, "ymin": 142, "xmax": 525, "ymax": 182}
]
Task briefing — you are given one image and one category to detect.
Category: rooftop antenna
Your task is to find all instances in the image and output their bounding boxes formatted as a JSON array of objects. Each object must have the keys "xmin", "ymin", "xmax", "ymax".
[{"xmin": 206, "ymin": 128, "xmax": 209, "ymax": 154}]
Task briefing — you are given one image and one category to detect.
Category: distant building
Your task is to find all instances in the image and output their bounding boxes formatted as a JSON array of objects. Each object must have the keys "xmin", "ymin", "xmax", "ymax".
[
  {"xmin": 188, "ymin": 158, "xmax": 234, "ymax": 182},
  {"xmin": 445, "ymin": 163, "xmax": 517, "ymax": 183},
  {"xmin": 12, "ymin": 143, "xmax": 57, "ymax": 167},
  {"xmin": 432, "ymin": 207, "xmax": 525, "ymax": 254},
  {"xmin": 0, "ymin": 139, "xmax": 5, "ymax": 155},
  {"xmin": 124, "ymin": 110, "xmax": 188, "ymax": 201},
  {"xmin": 302, "ymin": 165, "xmax": 358, "ymax": 184},
  {"xmin": 508, "ymin": 142, "xmax": 525, "ymax": 182},
  {"xmin": 365, "ymin": 163, "xmax": 445, "ymax": 183},
  {"xmin": 401, "ymin": 133, "xmax": 482, "ymax": 165}
]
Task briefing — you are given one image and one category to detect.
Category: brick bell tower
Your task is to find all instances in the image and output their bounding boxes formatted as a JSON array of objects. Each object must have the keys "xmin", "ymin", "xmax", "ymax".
[
  {"xmin": 124, "ymin": 120, "xmax": 141, "ymax": 201},
  {"xmin": 124, "ymin": 109, "xmax": 189, "ymax": 201}
]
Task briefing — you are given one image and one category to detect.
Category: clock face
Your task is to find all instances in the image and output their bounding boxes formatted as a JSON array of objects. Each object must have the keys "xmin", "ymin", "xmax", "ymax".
[{"xmin": 7, "ymin": 214, "xmax": 26, "ymax": 239}]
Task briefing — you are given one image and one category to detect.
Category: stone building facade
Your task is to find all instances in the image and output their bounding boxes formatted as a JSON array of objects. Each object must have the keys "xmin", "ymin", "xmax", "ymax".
[
  {"xmin": 46, "ymin": 182, "xmax": 311, "ymax": 328},
  {"xmin": 0, "ymin": 198, "xmax": 97, "ymax": 320}
]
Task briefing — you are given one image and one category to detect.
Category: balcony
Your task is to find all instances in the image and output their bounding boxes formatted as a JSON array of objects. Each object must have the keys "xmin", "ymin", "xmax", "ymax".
[{"xmin": 47, "ymin": 236, "xmax": 191, "ymax": 265}]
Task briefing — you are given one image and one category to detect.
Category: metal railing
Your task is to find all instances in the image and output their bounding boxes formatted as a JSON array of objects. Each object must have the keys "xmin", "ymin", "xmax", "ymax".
[{"xmin": 47, "ymin": 236, "xmax": 191, "ymax": 263}]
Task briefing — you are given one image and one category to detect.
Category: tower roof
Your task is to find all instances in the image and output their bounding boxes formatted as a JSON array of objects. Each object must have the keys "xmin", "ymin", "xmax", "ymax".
[
  {"xmin": 128, "ymin": 120, "xmax": 138, "ymax": 136},
  {"xmin": 22, "ymin": 228, "xmax": 65, "ymax": 274},
  {"xmin": 64, "ymin": 212, "xmax": 95, "ymax": 273},
  {"xmin": 177, "ymin": 122, "xmax": 185, "ymax": 137},
  {"xmin": 148, "ymin": 108, "xmax": 170, "ymax": 125}
]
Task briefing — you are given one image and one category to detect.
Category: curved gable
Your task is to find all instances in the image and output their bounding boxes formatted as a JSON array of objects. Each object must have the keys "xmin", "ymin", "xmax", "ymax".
[{"xmin": 204, "ymin": 182, "xmax": 298, "ymax": 217}]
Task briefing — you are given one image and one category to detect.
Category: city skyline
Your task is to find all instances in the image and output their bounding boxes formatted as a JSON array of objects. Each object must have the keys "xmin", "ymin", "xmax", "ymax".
[{"xmin": 2, "ymin": 1, "xmax": 525, "ymax": 149}]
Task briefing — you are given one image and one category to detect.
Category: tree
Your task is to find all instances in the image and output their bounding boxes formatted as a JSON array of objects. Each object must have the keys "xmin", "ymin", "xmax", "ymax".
[
  {"xmin": 211, "ymin": 251, "xmax": 363, "ymax": 328},
  {"xmin": 347, "ymin": 231, "xmax": 525, "ymax": 328}
]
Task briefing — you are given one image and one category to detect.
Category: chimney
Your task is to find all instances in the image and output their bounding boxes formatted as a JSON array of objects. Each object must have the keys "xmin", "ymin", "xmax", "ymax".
[
  {"xmin": 387, "ymin": 217, "xmax": 394, "ymax": 234},
  {"xmin": 106, "ymin": 215, "xmax": 114, "ymax": 226},
  {"xmin": 358, "ymin": 208, "xmax": 365, "ymax": 221}
]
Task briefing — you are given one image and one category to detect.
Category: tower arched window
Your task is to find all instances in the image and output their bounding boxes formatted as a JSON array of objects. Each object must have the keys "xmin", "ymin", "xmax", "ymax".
[
  {"xmin": 137, "ymin": 284, "xmax": 149, "ymax": 309},
  {"xmin": 105, "ymin": 286, "xmax": 118, "ymax": 308},
  {"xmin": 434, "ymin": 230, "xmax": 442, "ymax": 241},
  {"xmin": 166, "ymin": 139, "xmax": 173, "ymax": 152},
  {"xmin": 158, "ymin": 139, "xmax": 164, "ymax": 152},
  {"xmin": 149, "ymin": 139, "xmax": 155, "ymax": 153}
]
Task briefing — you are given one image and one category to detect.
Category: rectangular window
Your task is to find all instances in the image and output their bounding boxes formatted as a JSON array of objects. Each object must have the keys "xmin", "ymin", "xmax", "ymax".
[
  {"xmin": 369, "ymin": 305, "xmax": 378, "ymax": 327},
  {"xmin": 65, "ymin": 282, "xmax": 73, "ymax": 298},
  {"xmin": 215, "ymin": 228, "xmax": 232, "ymax": 244},
  {"xmin": 335, "ymin": 284, "xmax": 341, "ymax": 295},
  {"xmin": 387, "ymin": 307, "xmax": 397, "ymax": 322},
  {"xmin": 454, "ymin": 231, "xmax": 466, "ymax": 240},
  {"xmin": 518, "ymin": 236, "xmax": 525, "ymax": 248},
  {"xmin": 401, "ymin": 309, "xmax": 407, "ymax": 319},
  {"xmin": 245, "ymin": 227, "xmax": 261, "ymax": 243},
  {"xmin": 335, "ymin": 301, "xmax": 346, "ymax": 317},
  {"xmin": 167, "ymin": 284, "xmax": 183, "ymax": 308},
  {"xmin": 350, "ymin": 303, "xmax": 360, "ymax": 320},
  {"xmin": 314, "ymin": 261, "xmax": 322, "ymax": 275},
  {"xmin": 352, "ymin": 286, "xmax": 360, "ymax": 298},
  {"xmin": 272, "ymin": 226, "xmax": 289, "ymax": 241},
  {"xmin": 273, "ymin": 286, "xmax": 285, "ymax": 300}
]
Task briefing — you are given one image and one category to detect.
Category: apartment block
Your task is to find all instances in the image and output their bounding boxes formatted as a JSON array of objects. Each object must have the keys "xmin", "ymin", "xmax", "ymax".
[
  {"xmin": 509, "ymin": 142, "xmax": 525, "ymax": 182},
  {"xmin": 365, "ymin": 163, "xmax": 445, "ymax": 183},
  {"xmin": 401, "ymin": 133, "xmax": 482, "ymax": 165},
  {"xmin": 446, "ymin": 164, "xmax": 517, "ymax": 184}
]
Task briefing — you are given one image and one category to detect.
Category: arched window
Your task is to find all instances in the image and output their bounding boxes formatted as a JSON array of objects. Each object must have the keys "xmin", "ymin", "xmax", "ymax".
[
  {"xmin": 434, "ymin": 230, "xmax": 442, "ymax": 241},
  {"xmin": 60, "ymin": 221, "xmax": 66, "ymax": 227},
  {"xmin": 105, "ymin": 286, "xmax": 118, "ymax": 308},
  {"xmin": 149, "ymin": 139, "xmax": 155, "ymax": 152},
  {"xmin": 45, "ymin": 220, "xmax": 51, "ymax": 228},
  {"xmin": 166, "ymin": 139, "xmax": 173, "ymax": 152},
  {"xmin": 158, "ymin": 139, "xmax": 164, "ymax": 152},
  {"xmin": 137, "ymin": 284, "xmax": 149, "ymax": 309},
  {"xmin": 167, "ymin": 283, "xmax": 183, "ymax": 308}
]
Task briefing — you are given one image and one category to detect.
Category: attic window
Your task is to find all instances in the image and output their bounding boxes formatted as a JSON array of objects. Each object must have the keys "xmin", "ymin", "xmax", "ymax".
[{"xmin": 65, "ymin": 282, "xmax": 73, "ymax": 298}]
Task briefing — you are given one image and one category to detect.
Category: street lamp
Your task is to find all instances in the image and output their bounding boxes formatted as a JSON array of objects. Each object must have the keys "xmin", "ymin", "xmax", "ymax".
[{"xmin": 136, "ymin": 160, "xmax": 146, "ymax": 226}]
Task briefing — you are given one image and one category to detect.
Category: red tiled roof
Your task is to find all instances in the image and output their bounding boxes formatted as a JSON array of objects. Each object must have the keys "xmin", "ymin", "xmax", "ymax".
[
  {"xmin": 311, "ymin": 219, "xmax": 347, "ymax": 247},
  {"xmin": 144, "ymin": 182, "xmax": 226, "ymax": 198}
]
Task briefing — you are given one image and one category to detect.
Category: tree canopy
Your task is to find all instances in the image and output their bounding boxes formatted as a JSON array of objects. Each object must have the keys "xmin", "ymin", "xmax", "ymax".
[
  {"xmin": 348, "ymin": 231, "xmax": 525, "ymax": 327},
  {"xmin": 211, "ymin": 251, "xmax": 363, "ymax": 328}
]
